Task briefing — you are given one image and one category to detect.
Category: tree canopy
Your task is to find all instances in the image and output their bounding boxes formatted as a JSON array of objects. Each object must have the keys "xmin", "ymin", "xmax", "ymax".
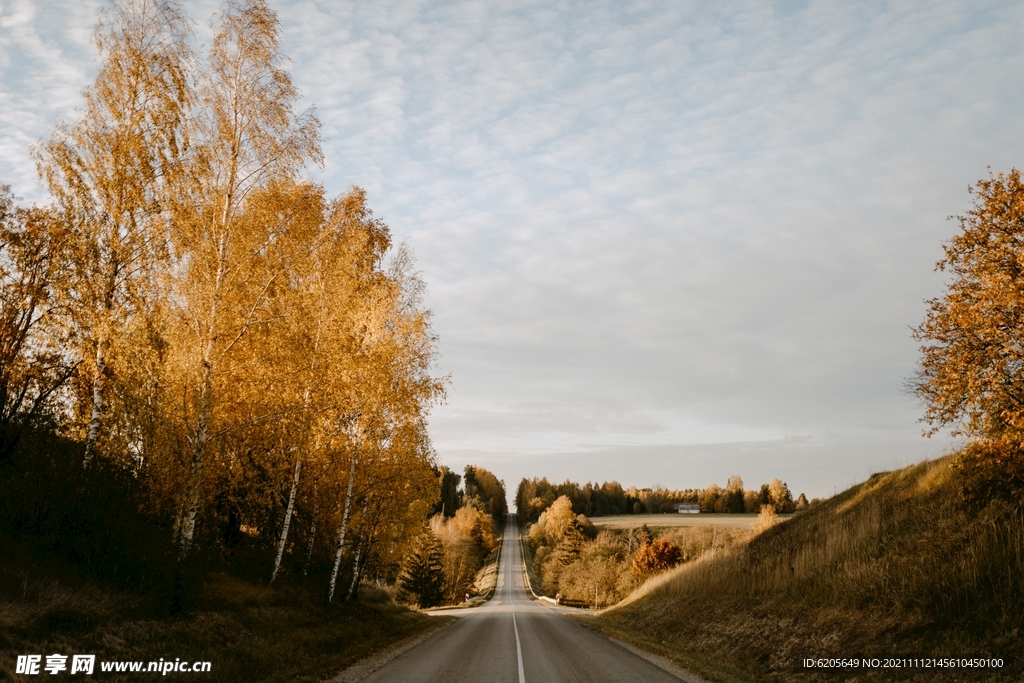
[
  {"xmin": 912, "ymin": 169, "xmax": 1024, "ymax": 502},
  {"xmin": 913, "ymin": 169, "xmax": 1024, "ymax": 441}
]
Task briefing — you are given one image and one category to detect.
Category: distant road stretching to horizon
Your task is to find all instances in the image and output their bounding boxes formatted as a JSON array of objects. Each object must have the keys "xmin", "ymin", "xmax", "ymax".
[{"xmin": 357, "ymin": 514, "xmax": 699, "ymax": 683}]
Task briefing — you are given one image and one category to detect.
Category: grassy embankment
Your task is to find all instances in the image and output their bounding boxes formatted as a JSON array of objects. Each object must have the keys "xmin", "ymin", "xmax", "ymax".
[
  {"xmin": 471, "ymin": 532, "xmax": 502, "ymax": 601},
  {"xmin": 582, "ymin": 456, "xmax": 1023, "ymax": 682},
  {"xmin": 0, "ymin": 557, "xmax": 448, "ymax": 682}
]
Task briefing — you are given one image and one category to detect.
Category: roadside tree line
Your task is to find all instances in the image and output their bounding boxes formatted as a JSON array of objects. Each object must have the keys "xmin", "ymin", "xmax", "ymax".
[
  {"xmin": 396, "ymin": 466, "xmax": 507, "ymax": 608},
  {"xmin": 0, "ymin": 0, "xmax": 445, "ymax": 604}
]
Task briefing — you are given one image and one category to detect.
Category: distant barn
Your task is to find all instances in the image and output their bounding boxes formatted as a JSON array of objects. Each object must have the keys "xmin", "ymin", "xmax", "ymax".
[{"xmin": 673, "ymin": 503, "xmax": 699, "ymax": 514}]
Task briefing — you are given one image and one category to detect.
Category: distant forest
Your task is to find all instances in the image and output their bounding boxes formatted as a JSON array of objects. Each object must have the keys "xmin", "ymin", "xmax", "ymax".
[{"xmin": 515, "ymin": 476, "xmax": 812, "ymax": 523}]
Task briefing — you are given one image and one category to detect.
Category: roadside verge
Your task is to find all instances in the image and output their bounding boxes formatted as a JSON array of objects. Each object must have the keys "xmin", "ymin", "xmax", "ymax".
[
  {"xmin": 516, "ymin": 521, "xmax": 557, "ymax": 606},
  {"xmin": 570, "ymin": 616, "xmax": 748, "ymax": 683},
  {"xmin": 325, "ymin": 619, "xmax": 454, "ymax": 683}
]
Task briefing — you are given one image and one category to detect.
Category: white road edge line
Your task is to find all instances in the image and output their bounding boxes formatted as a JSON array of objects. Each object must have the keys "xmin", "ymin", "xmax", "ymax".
[{"xmin": 512, "ymin": 611, "xmax": 526, "ymax": 683}]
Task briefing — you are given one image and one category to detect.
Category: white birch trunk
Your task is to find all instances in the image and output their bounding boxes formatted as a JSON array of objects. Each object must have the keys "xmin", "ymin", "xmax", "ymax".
[
  {"xmin": 270, "ymin": 386, "xmax": 313, "ymax": 582},
  {"xmin": 270, "ymin": 454, "xmax": 302, "ymax": 583},
  {"xmin": 178, "ymin": 439, "xmax": 206, "ymax": 559},
  {"xmin": 177, "ymin": 221, "xmax": 227, "ymax": 560},
  {"xmin": 326, "ymin": 455, "xmax": 357, "ymax": 603},
  {"xmin": 81, "ymin": 341, "xmax": 106, "ymax": 469},
  {"xmin": 177, "ymin": 365, "xmax": 213, "ymax": 559},
  {"xmin": 345, "ymin": 541, "xmax": 362, "ymax": 602}
]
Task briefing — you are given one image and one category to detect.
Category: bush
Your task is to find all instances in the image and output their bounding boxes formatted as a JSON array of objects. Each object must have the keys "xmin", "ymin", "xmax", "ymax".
[
  {"xmin": 953, "ymin": 438, "xmax": 1024, "ymax": 508},
  {"xmin": 752, "ymin": 504, "xmax": 779, "ymax": 534},
  {"xmin": 428, "ymin": 506, "xmax": 498, "ymax": 604},
  {"xmin": 438, "ymin": 538, "xmax": 479, "ymax": 603},
  {"xmin": 556, "ymin": 535, "xmax": 631, "ymax": 606},
  {"xmin": 630, "ymin": 539, "xmax": 682, "ymax": 581}
]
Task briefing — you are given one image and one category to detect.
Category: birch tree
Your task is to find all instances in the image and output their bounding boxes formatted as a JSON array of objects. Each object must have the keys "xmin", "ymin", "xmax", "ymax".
[
  {"xmin": 35, "ymin": 0, "xmax": 192, "ymax": 468},
  {"xmin": 348, "ymin": 419, "xmax": 440, "ymax": 597},
  {"xmin": 168, "ymin": 0, "xmax": 320, "ymax": 557},
  {"xmin": 270, "ymin": 189, "xmax": 388, "ymax": 583},
  {"xmin": 25, "ymin": 0, "xmax": 450, "ymax": 584},
  {"xmin": 323, "ymin": 246, "xmax": 444, "ymax": 600}
]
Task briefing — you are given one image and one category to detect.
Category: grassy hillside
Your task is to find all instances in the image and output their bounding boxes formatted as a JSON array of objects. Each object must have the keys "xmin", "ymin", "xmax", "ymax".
[
  {"xmin": 0, "ymin": 426, "xmax": 451, "ymax": 682},
  {"xmin": 0, "ymin": 559, "xmax": 446, "ymax": 682},
  {"xmin": 589, "ymin": 456, "xmax": 1022, "ymax": 682}
]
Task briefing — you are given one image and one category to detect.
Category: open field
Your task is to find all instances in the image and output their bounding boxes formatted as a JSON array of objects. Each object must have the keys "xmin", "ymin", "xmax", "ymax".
[{"xmin": 592, "ymin": 513, "xmax": 793, "ymax": 530}]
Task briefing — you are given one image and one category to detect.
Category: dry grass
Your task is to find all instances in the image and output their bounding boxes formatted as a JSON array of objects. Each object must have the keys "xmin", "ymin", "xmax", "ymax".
[
  {"xmin": 472, "ymin": 537, "xmax": 501, "ymax": 598},
  {"xmin": 594, "ymin": 456, "xmax": 1024, "ymax": 682},
  {"xmin": 653, "ymin": 525, "xmax": 752, "ymax": 562},
  {"xmin": 0, "ymin": 566, "xmax": 446, "ymax": 682}
]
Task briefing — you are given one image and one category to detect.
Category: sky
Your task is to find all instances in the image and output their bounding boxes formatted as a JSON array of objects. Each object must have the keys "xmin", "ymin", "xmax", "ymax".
[{"xmin": 3, "ymin": 0, "xmax": 1024, "ymax": 500}]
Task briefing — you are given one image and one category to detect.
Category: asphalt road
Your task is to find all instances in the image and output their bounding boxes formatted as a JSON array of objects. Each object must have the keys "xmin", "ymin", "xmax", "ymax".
[{"xmin": 358, "ymin": 514, "xmax": 692, "ymax": 683}]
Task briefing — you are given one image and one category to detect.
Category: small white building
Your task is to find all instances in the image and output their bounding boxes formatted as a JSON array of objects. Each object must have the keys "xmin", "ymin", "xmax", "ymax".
[{"xmin": 674, "ymin": 503, "xmax": 699, "ymax": 514}]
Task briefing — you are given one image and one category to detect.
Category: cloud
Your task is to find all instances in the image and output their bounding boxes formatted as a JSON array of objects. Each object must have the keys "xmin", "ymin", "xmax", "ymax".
[{"xmin": 2, "ymin": 0, "xmax": 1022, "ymax": 497}]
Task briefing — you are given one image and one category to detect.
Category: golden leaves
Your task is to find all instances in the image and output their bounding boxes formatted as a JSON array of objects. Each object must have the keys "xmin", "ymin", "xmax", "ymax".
[
  {"xmin": 26, "ymin": 0, "xmax": 447, "ymax": 569},
  {"xmin": 913, "ymin": 169, "xmax": 1024, "ymax": 440}
]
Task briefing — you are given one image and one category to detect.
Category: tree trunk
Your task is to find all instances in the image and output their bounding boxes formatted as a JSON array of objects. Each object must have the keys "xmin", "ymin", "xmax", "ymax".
[
  {"xmin": 177, "ymin": 227, "xmax": 225, "ymax": 560},
  {"xmin": 177, "ymin": 365, "xmax": 213, "ymax": 559},
  {"xmin": 82, "ymin": 340, "xmax": 106, "ymax": 469},
  {"xmin": 326, "ymin": 455, "xmax": 357, "ymax": 603},
  {"xmin": 345, "ymin": 539, "xmax": 363, "ymax": 601},
  {"xmin": 270, "ymin": 453, "xmax": 302, "ymax": 583},
  {"xmin": 303, "ymin": 518, "xmax": 316, "ymax": 576},
  {"xmin": 271, "ymin": 386, "xmax": 313, "ymax": 582},
  {"xmin": 178, "ymin": 442, "xmax": 206, "ymax": 559}
]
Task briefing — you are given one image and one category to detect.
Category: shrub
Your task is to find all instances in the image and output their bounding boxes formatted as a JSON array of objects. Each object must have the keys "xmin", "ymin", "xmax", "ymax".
[
  {"xmin": 953, "ymin": 438, "xmax": 1024, "ymax": 507},
  {"xmin": 753, "ymin": 504, "xmax": 779, "ymax": 533},
  {"xmin": 556, "ymin": 535, "xmax": 632, "ymax": 606},
  {"xmin": 630, "ymin": 539, "xmax": 682, "ymax": 581},
  {"xmin": 428, "ymin": 505, "xmax": 500, "ymax": 604}
]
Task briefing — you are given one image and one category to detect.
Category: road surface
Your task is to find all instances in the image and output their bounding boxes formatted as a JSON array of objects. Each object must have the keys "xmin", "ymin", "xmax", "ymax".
[{"xmin": 357, "ymin": 514, "xmax": 694, "ymax": 683}]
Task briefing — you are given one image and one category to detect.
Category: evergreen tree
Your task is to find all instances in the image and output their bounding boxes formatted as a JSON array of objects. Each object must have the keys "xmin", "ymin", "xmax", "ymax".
[
  {"xmin": 396, "ymin": 529, "xmax": 444, "ymax": 608},
  {"xmin": 556, "ymin": 518, "xmax": 586, "ymax": 566}
]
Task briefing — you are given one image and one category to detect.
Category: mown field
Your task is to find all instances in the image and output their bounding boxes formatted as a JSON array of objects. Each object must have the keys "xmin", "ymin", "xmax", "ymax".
[{"xmin": 593, "ymin": 513, "xmax": 794, "ymax": 530}]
